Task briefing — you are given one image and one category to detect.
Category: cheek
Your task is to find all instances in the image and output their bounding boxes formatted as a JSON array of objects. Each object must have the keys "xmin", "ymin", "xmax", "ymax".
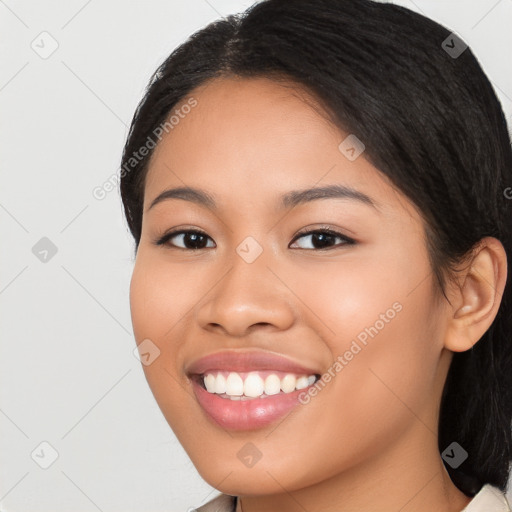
[
  {"xmin": 129, "ymin": 255, "xmax": 197, "ymax": 418},
  {"xmin": 288, "ymin": 241, "xmax": 428, "ymax": 344},
  {"xmin": 287, "ymin": 243, "xmax": 442, "ymax": 430},
  {"xmin": 129, "ymin": 254, "xmax": 198, "ymax": 342}
]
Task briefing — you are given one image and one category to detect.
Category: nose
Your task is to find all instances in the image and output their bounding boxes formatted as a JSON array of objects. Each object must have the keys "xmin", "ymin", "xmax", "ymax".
[{"xmin": 195, "ymin": 249, "xmax": 296, "ymax": 338}]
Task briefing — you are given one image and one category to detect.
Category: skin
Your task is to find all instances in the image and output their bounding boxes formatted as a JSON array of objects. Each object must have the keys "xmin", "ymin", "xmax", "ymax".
[{"xmin": 129, "ymin": 76, "xmax": 507, "ymax": 512}]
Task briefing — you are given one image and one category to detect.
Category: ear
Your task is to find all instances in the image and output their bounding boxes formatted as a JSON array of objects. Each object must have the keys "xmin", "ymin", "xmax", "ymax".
[{"xmin": 444, "ymin": 237, "xmax": 508, "ymax": 352}]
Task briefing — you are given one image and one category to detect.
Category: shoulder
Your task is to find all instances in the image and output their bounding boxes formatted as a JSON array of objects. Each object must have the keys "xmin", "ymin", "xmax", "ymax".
[
  {"xmin": 190, "ymin": 493, "xmax": 236, "ymax": 512},
  {"xmin": 462, "ymin": 484, "xmax": 511, "ymax": 512}
]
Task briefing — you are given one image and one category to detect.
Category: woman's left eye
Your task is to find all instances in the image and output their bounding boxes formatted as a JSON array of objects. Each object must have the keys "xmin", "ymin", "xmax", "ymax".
[
  {"xmin": 290, "ymin": 229, "xmax": 355, "ymax": 250},
  {"xmin": 154, "ymin": 227, "xmax": 355, "ymax": 251}
]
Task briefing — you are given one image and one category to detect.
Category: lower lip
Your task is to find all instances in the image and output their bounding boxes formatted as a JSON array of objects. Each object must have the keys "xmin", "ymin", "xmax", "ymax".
[{"xmin": 191, "ymin": 379, "xmax": 307, "ymax": 430}]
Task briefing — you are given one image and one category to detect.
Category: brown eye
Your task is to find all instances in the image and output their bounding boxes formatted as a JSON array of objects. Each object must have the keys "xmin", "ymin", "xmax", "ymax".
[
  {"xmin": 290, "ymin": 229, "xmax": 355, "ymax": 250},
  {"xmin": 156, "ymin": 230, "xmax": 215, "ymax": 250}
]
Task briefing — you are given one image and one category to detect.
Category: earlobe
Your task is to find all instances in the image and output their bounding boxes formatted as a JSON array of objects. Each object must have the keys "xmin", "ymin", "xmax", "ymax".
[{"xmin": 444, "ymin": 237, "xmax": 507, "ymax": 353}]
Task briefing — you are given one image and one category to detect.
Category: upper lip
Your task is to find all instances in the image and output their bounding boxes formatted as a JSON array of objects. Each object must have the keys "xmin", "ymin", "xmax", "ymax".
[{"xmin": 186, "ymin": 350, "xmax": 321, "ymax": 376}]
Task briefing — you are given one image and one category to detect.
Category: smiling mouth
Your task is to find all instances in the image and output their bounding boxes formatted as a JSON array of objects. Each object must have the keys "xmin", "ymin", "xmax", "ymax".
[
  {"xmin": 186, "ymin": 350, "xmax": 324, "ymax": 430},
  {"xmin": 190, "ymin": 370, "xmax": 322, "ymax": 430},
  {"xmin": 193, "ymin": 370, "xmax": 321, "ymax": 400}
]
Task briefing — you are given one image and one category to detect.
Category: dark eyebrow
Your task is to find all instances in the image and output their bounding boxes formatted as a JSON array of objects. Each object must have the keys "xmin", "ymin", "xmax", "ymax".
[
  {"xmin": 281, "ymin": 184, "xmax": 379, "ymax": 211},
  {"xmin": 147, "ymin": 187, "xmax": 216, "ymax": 212},
  {"xmin": 146, "ymin": 184, "xmax": 380, "ymax": 212}
]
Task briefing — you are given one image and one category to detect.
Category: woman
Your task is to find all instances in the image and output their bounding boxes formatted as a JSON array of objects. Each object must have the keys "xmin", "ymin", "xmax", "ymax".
[{"xmin": 120, "ymin": 0, "xmax": 512, "ymax": 510}]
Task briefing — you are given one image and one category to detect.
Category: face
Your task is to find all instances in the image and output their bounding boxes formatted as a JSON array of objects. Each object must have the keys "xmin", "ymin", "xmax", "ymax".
[{"xmin": 129, "ymin": 76, "xmax": 452, "ymax": 495}]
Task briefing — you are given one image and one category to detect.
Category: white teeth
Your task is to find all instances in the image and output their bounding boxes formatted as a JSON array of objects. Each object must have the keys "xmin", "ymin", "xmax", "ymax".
[
  {"xmin": 280, "ymin": 374, "xmax": 296, "ymax": 393},
  {"xmin": 296, "ymin": 376, "xmax": 309, "ymax": 390},
  {"xmin": 203, "ymin": 371, "xmax": 317, "ymax": 398},
  {"xmin": 204, "ymin": 373, "xmax": 216, "ymax": 393},
  {"xmin": 214, "ymin": 373, "xmax": 226, "ymax": 394},
  {"xmin": 264, "ymin": 374, "xmax": 281, "ymax": 396},
  {"xmin": 225, "ymin": 372, "xmax": 244, "ymax": 396},
  {"xmin": 244, "ymin": 372, "xmax": 264, "ymax": 398}
]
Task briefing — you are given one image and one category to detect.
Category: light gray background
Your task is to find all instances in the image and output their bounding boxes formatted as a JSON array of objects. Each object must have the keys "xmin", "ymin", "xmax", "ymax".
[{"xmin": 1, "ymin": 1, "xmax": 511, "ymax": 511}]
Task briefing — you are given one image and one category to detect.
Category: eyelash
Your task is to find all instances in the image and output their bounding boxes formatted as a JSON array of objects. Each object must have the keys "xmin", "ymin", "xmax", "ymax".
[{"xmin": 154, "ymin": 226, "xmax": 356, "ymax": 251}]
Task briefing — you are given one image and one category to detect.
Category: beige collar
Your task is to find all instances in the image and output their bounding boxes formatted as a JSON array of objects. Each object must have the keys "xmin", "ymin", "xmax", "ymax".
[{"xmin": 461, "ymin": 484, "xmax": 511, "ymax": 512}]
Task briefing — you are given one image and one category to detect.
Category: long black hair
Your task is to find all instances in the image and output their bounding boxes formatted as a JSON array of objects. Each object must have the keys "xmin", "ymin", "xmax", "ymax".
[{"xmin": 120, "ymin": 0, "xmax": 512, "ymax": 496}]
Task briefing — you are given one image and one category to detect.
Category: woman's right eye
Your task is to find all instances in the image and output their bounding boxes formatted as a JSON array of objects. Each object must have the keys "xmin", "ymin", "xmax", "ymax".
[{"xmin": 155, "ymin": 230, "xmax": 216, "ymax": 250}]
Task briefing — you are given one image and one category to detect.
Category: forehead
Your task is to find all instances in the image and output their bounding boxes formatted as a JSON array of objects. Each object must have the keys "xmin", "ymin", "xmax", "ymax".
[
  {"xmin": 146, "ymin": 75, "xmax": 340, "ymax": 172},
  {"xmin": 143, "ymin": 76, "xmax": 418, "ymax": 222}
]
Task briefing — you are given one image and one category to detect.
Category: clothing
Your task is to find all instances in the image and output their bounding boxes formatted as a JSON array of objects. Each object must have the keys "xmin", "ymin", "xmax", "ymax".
[
  {"xmin": 190, "ymin": 484, "xmax": 511, "ymax": 512},
  {"xmin": 460, "ymin": 484, "xmax": 511, "ymax": 512}
]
